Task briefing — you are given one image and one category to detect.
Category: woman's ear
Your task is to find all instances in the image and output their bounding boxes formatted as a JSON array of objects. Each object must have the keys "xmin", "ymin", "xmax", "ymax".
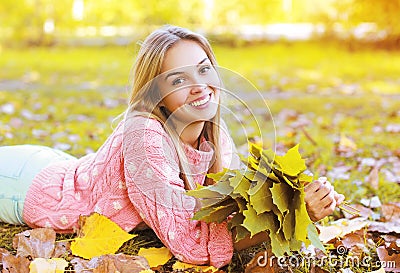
[{"xmin": 159, "ymin": 105, "xmax": 170, "ymax": 117}]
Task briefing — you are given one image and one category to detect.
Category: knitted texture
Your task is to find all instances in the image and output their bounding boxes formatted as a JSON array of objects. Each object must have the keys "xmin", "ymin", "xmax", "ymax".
[{"xmin": 23, "ymin": 115, "xmax": 237, "ymax": 267}]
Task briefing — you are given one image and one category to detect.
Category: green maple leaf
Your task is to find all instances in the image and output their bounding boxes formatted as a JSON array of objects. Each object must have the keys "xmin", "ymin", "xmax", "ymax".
[
  {"xmin": 187, "ymin": 179, "xmax": 233, "ymax": 199},
  {"xmin": 207, "ymin": 167, "xmax": 235, "ymax": 182},
  {"xmin": 293, "ymin": 190, "xmax": 313, "ymax": 242},
  {"xmin": 235, "ymin": 197, "xmax": 247, "ymax": 213},
  {"xmin": 187, "ymin": 142, "xmax": 324, "ymax": 254},
  {"xmin": 248, "ymin": 179, "xmax": 274, "ymax": 214},
  {"xmin": 229, "ymin": 212, "xmax": 244, "ymax": 229},
  {"xmin": 307, "ymin": 224, "xmax": 325, "ymax": 251},
  {"xmin": 270, "ymin": 230, "xmax": 291, "ymax": 257},
  {"xmin": 235, "ymin": 225, "xmax": 251, "ymax": 241},
  {"xmin": 192, "ymin": 201, "xmax": 237, "ymax": 223},
  {"xmin": 282, "ymin": 210, "xmax": 295, "ymax": 241},
  {"xmin": 242, "ymin": 205, "xmax": 277, "ymax": 237},
  {"xmin": 270, "ymin": 182, "xmax": 294, "ymax": 214},
  {"xmin": 229, "ymin": 170, "xmax": 251, "ymax": 201}
]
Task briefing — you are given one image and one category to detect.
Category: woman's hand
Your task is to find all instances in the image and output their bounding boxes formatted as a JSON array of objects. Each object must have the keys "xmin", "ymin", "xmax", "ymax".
[{"xmin": 304, "ymin": 177, "xmax": 345, "ymax": 222}]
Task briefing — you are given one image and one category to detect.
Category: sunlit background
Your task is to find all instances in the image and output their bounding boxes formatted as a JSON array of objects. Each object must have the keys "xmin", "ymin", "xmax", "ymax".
[{"xmin": 0, "ymin": 0, "xmax": 399, "ymax": 47}]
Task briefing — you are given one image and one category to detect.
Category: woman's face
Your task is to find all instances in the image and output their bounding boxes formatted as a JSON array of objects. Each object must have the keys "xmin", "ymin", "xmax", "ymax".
[{"xmin": 157, "ymin": 40, "xmax": 221, "ymax": 124}]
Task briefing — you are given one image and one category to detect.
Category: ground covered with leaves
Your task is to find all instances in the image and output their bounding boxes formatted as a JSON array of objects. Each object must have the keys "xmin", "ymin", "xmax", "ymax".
[{"xmin": 0, "ymin": 42, "xmax": 400, "ymax": 272}]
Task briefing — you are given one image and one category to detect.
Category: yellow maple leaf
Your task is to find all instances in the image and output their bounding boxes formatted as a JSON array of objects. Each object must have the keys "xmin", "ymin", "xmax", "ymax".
[
  {"xmin": 71, "ymin": 213, "xmax": 136, "ymax": 259},
  {"xmin": 172, "ymin": 261, "xmax": 220, "ymax": 272},
  {"xmin": 29, "ymin": 258, "xmax": 68, "ymax": 273},
  {"xmin": 137, "ymin": 247, "xmax": 172, "ymax": 268}
]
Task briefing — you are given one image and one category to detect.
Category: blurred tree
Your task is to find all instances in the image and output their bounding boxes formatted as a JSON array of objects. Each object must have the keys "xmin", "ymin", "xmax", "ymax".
[
  {"xmin": 312, "ymin": 0, "xmax": 400, "ymax": 45},
  {"xmin": 2, "ymin": 0, "xmax": 398, "ymax": 47},
  {"xmin": 0, "ymin": 0, "xmax": 74, "ymax": 46}
]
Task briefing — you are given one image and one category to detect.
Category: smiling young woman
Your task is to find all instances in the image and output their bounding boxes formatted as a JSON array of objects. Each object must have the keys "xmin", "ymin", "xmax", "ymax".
[{"xmin": 0, "ymin": 25, "xmax": 344, "ymax": 268}]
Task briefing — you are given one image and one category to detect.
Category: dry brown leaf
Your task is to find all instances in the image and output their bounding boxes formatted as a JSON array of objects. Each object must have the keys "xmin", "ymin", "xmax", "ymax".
[
  {"xmin": 52, "ymin": 241, "xmax": 71, "ymax": 258},
  {"xmin": 376, "ymin": 246, "xmax": 400, "ymax": 272},
  {"xmin": 381, "ymin": 202, "xmax": 400, "ymax": 223},
  {"xmin": 0, "ymin": 247, "xmax": 10, "ymax": 260},
  {"xmin": 71, "ymin": 253, "xmax": 150, "ymax": 273},
  {"xmin": 309, "ymin": 265, "xmax": 329, "ymax": 273},
  {"xmin": 338, "ymin": 232, "xmax": 364, "ymax": 249},
  {"xmin": 382, "ymin": 235, "xmax": 400, "ymax": 251},
  {"xmin": 368, "ymin": 221, "xmax": 400, "ymax": 234},
  {"xmin": 318, "ymin": 218, "xmax": 369, "ymax": 243},
  {"xmin": 366, "ymin": 166, "xmax": 380, "ymax": 190},
  {"xmin": 12, "ymin": 228, "xmax": 56, "ymax": 259},
  {"xmin": 92, "ymin": 258, "xmax": 118, "ymax": 273},
  {"xmin": 1, "ymin": 252, "xmax": 31, "ymax": 273}
]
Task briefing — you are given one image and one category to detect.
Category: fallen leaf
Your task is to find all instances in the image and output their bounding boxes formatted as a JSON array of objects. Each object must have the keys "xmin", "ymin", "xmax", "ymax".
[
  {"xmin": 382, "ymin": 235, "xmax": 400, "ymax": 251},
  {"xmin": 381, "ymin": 202, "xmax": 400, "ymax": 223},
  {"xmin": 1, "ymin": 252, "xmax": 31, "ymax": 273},
  {"xmin": 376, "ymin": 246, "xmax": 400, "ymax": 272},
  {"xmin": 71, "ymin": 213, "xmax": 136, "ymax": 259},
  {"xmin": 0, "ymin": 247, "xmax": 10, "ymax": 259},
  {"xmin": 360, "ymin": 196, "xmax": 382, "ymax": 209},
  {"xmin": 137, "ymin": 247, "xmax": 172, "ymax": 269},
  {"xmin": 368, "ymin": 221, "xmax": 400, "ymax": 234},
  {"xmin": 366, "ymin": 166, "xmax": 379, "ymax": 190},
  {"xmin": 309, "ymin": 265, "xmax": 330, "ymax": 273},
  {"xmin": 318, "ymin": 218, "xmax": 368, "ymax": 243},
  {"xmin": 71, "ymin": 254, "xmax": 150, "ymax": 273},
  {"xmin": 29, "ymin": 258, "xmax": 68, "ymax": 273},
  {"xmin": 52, "ymin": 241, "xmax": 71, "ymax": 258},
  {"xmin": 13, "ymin": 228, "xmax": 56, "ymax": 259},
  {"xmin": 172, "ymin": 261, "xmax": 221, "ymax": 273},
  {"xmin": 368, "ymin": 268, "xmax": 386, "ymax": 273},
  {"xmin": 337, "ymin": 133, "xmax": 357, "ymax": 155}
]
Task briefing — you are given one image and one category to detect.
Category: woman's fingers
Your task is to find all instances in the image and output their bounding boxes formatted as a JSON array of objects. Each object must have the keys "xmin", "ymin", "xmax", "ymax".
[
  {"xmin": 334, "ymin": 192, "xmax": 345, "ymax": 206},
  {"xmin": 304, "ymin": 177, "xmax": 343, "ymax": 222}
]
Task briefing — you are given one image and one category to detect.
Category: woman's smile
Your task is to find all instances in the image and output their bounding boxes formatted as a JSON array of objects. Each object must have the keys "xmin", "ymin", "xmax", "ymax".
[{"xmin": 188, "ymin": 93, "xmax": 212, "ymax": 108}]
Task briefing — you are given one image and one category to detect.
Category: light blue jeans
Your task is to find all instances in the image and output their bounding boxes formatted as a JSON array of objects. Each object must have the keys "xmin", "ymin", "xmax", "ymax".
[{"xmin": 0, "ymin": 145, "xmax": 76, "ymax": 225}]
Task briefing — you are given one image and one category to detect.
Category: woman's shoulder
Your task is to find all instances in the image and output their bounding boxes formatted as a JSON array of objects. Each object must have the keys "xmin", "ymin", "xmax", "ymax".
[{"xmin": 124, "ymin": 112, "xmax": 165, "ymax": 132}]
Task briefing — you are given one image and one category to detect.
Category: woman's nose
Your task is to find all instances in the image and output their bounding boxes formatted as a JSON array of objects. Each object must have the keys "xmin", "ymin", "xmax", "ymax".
[{"xmin": 190, "ymin": 84, "xmax": 207, "ymax": 94}]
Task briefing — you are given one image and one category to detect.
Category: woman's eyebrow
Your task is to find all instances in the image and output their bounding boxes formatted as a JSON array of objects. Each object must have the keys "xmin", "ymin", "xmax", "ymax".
[
  {"xmin": 164, "ymin": 71, "xmax": 183, "ymax": 81},
  {"xmin": 197, "ymin": 57, "xmax": 208, "ymax": 66},
  {"xmin": 164, "ymin": 57, "xmax": 209, "ymax": 80}
]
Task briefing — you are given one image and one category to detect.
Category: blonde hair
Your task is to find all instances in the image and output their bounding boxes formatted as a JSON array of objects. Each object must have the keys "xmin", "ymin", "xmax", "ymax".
[{"xmin": 127, "ymin": 25, "xmax": 222, "ymax": 190}]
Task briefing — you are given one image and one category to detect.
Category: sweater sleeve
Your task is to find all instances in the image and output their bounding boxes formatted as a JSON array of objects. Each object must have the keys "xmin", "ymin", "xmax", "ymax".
[{"xmin": 122, "ymin": 117, "xmax": 233, "ymax": 267}]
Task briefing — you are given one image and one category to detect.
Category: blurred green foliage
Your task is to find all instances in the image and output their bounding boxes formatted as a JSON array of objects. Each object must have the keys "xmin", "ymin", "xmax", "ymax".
[{"xmin": 1, "ymin": 0, "xmax": 400, "ymax": 47}]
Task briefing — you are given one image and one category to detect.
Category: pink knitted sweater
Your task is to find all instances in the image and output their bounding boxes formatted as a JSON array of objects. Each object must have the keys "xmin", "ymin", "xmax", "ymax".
[{"xmin": 23, "ymin": 115, "xmax": 238, "ymax": 267}]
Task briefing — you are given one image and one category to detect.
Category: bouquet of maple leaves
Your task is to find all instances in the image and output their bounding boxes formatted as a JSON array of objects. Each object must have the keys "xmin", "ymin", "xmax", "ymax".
[{"xmin": 187, "ymin": 143, "xmax": 324, "ymax": 257}]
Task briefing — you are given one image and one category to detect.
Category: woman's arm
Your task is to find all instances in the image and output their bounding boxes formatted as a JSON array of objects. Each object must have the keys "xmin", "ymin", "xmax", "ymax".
[{"xmin": 122, "ymin": 117, "xmax": 233, "ymax": 268}]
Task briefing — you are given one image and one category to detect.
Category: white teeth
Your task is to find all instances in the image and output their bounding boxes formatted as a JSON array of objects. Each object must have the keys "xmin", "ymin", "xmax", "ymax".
[{"xmin": 190, "ymin": 95, "xmax": 210, "ymax": 107}]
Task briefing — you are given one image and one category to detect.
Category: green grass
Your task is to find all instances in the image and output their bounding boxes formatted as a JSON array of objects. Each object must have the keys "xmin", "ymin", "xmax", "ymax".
[{"xmin": 1, "ymin": 42, "xmax": 400, "ymax": 272}]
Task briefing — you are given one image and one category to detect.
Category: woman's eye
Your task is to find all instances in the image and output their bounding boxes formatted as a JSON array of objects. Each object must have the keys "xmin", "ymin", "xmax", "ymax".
[
  {"xmin": 199, "ymin": 65, "xmax": 211, "ymax": 74},
  {"xmin": 172, "ymin": 78, "xmax": 185, "ymax": 85}
]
